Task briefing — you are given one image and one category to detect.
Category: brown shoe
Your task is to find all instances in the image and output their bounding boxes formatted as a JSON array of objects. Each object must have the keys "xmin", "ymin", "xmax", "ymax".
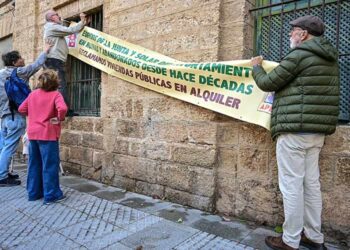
[
  {"xmin": 300, "ymin": 232, "xmax": 327, "ymax": 250},
  {"xmin": 265, "ymin": 236, "xmax": 298, "ymax": 250}
]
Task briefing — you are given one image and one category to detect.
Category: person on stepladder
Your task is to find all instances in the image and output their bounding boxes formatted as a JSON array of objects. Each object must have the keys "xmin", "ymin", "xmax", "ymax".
[{"xmin": 44, "ymin": 10, "xmax": 89, "ymax": 117}]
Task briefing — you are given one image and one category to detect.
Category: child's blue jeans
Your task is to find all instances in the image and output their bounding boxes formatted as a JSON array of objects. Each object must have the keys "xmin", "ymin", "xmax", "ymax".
[{"xmin": 27, "ymin": 140, "xmax": 63, "ymax": 202}]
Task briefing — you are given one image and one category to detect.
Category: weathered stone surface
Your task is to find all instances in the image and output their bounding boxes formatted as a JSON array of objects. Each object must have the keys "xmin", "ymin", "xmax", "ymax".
[
  {"xmin": 187, "ymin": 122, "xmax": 217, "ymax": 145},
  {"xmin": 116, "ymin": 155, "xmax": 160, "ymax": 184},
  {"xmin": 127, "ymin": 140, "xmax": 144, "ymax": 157},
  {"xmin": 173, "ymin": 48, "xmax": 218, "ymax": 62},
  {"xmin": 70, "ymin": 118, "xmax": 94, "ymax": 132},
  {"xmin": 81, "ymin": 151, "xmax": 104, "ymax": 181},
  {"xmin": 238, "ymin": 123, "xmax": 270, "ymax": 148},
  {"xmin": 59, "ymin": 146, "xmax": 70, "ymax": 162},
  {"xmin": 158, "ymin": 163, "xmax": 215, "ymax": 197},
  {"xmin": 217, "ymin": 122, "xmax": 240, "ymax": 146},
  {"xmin": 112, "ymin": 138, "xmax": 129, "ymax": 154},
  {"xmin": 335, "ymin": 157, "xmax": 350, "ymax": 186},
  {"xmin": 158, "ymin": 163, "xmax": 192, "ymax": 191},
  {"xmin": 101, "ymin": 153, "xmax": 117, "ymax": 184},
  {"xmin": 152, "ymin": 121, "xmax": 188, "ymax": 143},
  {"xmin": 220, "ymin": 23, "xmax": 245, "ymax": 48},
  {"xmin": 156, "ymin": 32, "xmax": 200, "ymax": 55},
  {"xmin": 61, "ymin": 120, "xmax": 70, "ymax": 130},
  {"xmin": 147, "ymin": 98, "xmax": 217, "ymax": 123},
  {"xmin": 215, "ymin": 174, "xmax": 236, "ymax": 214},
  {"xmin": 319, "ymin": 154, "xmax": 337, "ymax": 192},
  {"xmin": 60, "ymin": 131, "xmax": 82, "ymax": 146},
  {"xmin": 322, "ymin": 126, "xmax": 350, "ymax": 155},
  {"xmin": 104, "ymin": 98, "xmax": 145, "ymax": 120},
  {"xmin": 62, "ymin": 162, "xmax": 81, "ymax": 176},
  {"xmin": 116, "ymin": 120, "xmax": 147, "ymax": 138},
  {"xmin": 81, "ymin": 165, "xmax": 101, "ymax": 181},
  {"xmin": 112, "ymin": 175, "xmax": 136, "ymax": 191},
  {"xmin": 93, "ymin": 150, "xmax": 104, "ymax": 168},
  {"xmin": 81, "ymin": 133, "xmax": 104, "ymax": 150},
  {"xmin": 136, "ymin": 181, "xmax": 165, "ymax": 197},
  {"xmin": 221, "ymin": 0, "xmax": 246, "ymax": 24},
  {"xmin": 118, "ymin": 2, "xmax": 155, "ymax": 27},
  {"xmin": 217, "ymin": 147, "xmax": 238, "ymax": 174},
  {"xmin": 165, "ymin": 187, "xmax": 213, "ymax": 212},
  {"xmin": 94, "ymin": 119, "xmax": 104, "ymax": 133},
  {"xmin": 103, "ymin": 118, "xmax": 118, "ymax": 135},
  {"xmin": 155, "ymin": 0, "xmax": 219, "ymax": 18},
  {"xmin": 110, "ymin": 0, "xmax": 138, "ymax": 12},
  {"xmin": 69, "ymin": 147, "xmax": 93, "ymax": 167},
  {"xmin": 12, "ymin": 0, "xmax": 348, "ymax": 242},
  {"xmin": 238, "ymin": 148, "xmax": 269, "ymax": 175},
  {"xmin": 322, "ymin": 190, "xmax": 350, "ymax": 245},
  {"xmin": 135, "ymin": 4, "xmax": 220, "ymax": 40},
  {"xmin": 171, "ymin": 144, "xmax": 217, "ymax": 168},
  {"xmin": 235, "ymin": 179, "xmax": 282, "ymax": 225},
  {"xmin": 143, "ymin": 142, "xmax": 171, "ymax": 161}
]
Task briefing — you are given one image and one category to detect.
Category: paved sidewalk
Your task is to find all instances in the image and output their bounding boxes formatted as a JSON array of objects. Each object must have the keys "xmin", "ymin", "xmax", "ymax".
[{"xmin": 0, "ymin": 163, "xmax": 345, "ymax": 250}]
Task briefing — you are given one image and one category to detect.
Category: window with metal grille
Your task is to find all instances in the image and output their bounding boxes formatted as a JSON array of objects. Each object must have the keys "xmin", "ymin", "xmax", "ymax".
[
  {"xmin": 251, "ymin": 0, "xmax": 350, "ymax": 122},
  {"xmin": 0, "ymin": 35, "xmax": 12, "ymax": 68},
  {"xmin": 66, "ymin": 9, "xmax": 102, "ymax": 116}
]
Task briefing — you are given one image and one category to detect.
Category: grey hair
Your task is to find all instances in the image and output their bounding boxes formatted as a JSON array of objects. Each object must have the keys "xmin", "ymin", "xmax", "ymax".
[{"xmin": 45, "ymin": 10, "xmax": 55, "ymax": 22}]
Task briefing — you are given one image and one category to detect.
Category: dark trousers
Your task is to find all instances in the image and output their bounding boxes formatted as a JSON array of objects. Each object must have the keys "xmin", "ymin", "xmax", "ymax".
[
  {"xmin": 27, "ymin": 140, "xmax": 63, "ymax": 202},
  {"xmin": 44, "ymin": 58, "xmax": 69, "ymax": 107}
]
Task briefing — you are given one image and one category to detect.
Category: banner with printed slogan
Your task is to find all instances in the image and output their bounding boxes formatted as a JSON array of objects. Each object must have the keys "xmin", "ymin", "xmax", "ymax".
[{"xmin": 68, "ymin": 26, "xmax": 278, "ymax": 130}]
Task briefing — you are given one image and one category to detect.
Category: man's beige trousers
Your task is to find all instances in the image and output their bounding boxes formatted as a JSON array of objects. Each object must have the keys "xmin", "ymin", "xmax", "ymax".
[{"xmin": 277, "ymin": 133, "xmax": 325, "ymax": 248}]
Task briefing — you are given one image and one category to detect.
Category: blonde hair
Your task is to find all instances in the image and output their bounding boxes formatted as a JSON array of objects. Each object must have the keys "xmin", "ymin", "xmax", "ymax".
[{"xmin": 38, "ymin": 69, "xmax": 59, "ymax": 91}]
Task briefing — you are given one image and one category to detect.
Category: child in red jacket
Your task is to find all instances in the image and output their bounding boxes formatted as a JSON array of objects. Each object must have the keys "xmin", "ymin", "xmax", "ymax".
[{"xmin": 19, "ymin": 69, "xmax": 67, "ymax": 205}]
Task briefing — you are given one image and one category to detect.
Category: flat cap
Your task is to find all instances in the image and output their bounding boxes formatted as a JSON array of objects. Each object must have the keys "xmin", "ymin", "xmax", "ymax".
[{"xmin": 290, "ymin": 15, "xmax": 325, "ymax": 36}]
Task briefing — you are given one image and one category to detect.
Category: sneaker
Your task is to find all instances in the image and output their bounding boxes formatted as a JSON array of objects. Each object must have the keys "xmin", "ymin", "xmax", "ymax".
[
  {"xmin": 265, "ymin": 236, "xmax": 298, "ymax": 250},
  {"xmin": 0, "ymin": 177, "xmax": 21, "ymax": 187},
  {"xmin": 43, "ymin": 195, "xmax": 67, "ymax": 205},
  {"xmin": 8, "ymin": 173, "xmax": 19, "ymax": 179},
  {"xmin": 300, "ymin": 232, "xmax": 328, "ymax": 250}
]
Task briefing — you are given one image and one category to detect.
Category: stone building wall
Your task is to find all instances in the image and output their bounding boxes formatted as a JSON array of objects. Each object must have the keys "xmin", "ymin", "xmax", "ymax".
[{"xmin": 0, "ymin": 0, "xmax": 348, "ymax": 245}]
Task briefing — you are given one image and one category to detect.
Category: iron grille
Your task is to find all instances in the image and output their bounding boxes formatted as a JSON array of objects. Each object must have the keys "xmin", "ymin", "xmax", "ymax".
[
  {"xmin": 251, "ymin": 0, "xmax": 350, "ymax": 122},
  {"xmin": 66, "ymin": 9, "xmax": 102, "ymax": 117}
]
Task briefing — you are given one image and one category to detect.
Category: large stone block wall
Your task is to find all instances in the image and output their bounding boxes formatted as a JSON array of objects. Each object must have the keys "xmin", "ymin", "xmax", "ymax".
[{"xmin": 1, "ymin": 0, "xmax": 348, "ymax": 244}]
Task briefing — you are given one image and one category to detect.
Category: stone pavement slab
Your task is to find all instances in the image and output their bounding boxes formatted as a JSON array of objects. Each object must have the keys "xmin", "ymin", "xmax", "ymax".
[
  {"xmin": 120, "ymin": 220, "xmax": 199, "ymax": 250},
  {"xmin": 14, "ymin": 233, "xmax": 84, "ymax": 250},
  {"xmin": 174, "ymin": 231, "xmax": 254, "ymax": 250},
  {"xmin": 0, "ymin": 165, "xmax": 346, "ymax": 250}
]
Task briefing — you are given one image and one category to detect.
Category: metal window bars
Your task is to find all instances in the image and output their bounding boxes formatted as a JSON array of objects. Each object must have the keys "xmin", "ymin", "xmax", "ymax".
[
  {"xmin": 66, "ymin": 9, "xmax": 103, "ymax": 117},
  {"xmin": 250, "ymin": 0, "xmax": 350, "ymax": 122}
]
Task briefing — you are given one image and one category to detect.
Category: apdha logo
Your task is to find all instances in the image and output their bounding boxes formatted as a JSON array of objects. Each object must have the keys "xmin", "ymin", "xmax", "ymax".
[
  {"xmin": 257, "ymin": 92, "xmax": 274, "ymax": 114},
  {"xmin": 67, "ymin": 34, "xmax": 77, "ymax": 48}
]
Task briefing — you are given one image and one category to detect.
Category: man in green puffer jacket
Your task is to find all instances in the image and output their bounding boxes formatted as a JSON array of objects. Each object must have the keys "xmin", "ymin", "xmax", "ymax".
[{"xmin": 251, "ymin": 15, "xmax": 339, "ymax": 250}]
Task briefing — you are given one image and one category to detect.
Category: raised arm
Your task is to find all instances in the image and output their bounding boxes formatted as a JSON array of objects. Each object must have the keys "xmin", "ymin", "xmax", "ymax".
[
  {"xmin": 48, "ymin": 21, "xmax": 85, "ymax": 37},
  {"xmin": 17, "ymin": 41, "xmax": 53, "ymax": 79},
  {"xmin": 251, "ymin": 53, "xmax": 300, "ymax": 92}
]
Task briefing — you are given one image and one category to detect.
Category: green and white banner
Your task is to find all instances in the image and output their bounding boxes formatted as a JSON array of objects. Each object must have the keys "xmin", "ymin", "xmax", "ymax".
[{"xmin": 68, "ymin": 26, "xmax": 278, "ymax": 130}]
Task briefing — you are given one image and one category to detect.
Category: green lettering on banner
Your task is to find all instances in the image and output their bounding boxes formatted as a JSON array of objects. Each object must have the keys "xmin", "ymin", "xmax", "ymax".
[
  {"xmin": 112, "ymin": 43, "xmax": 129, "ymax": 55},
  {"xmin": 82, "ymin": 30, "xmax": 99, "ymax": 41},
  {"xmin": 70, "ymin": 26, "xmax": 279, "ymax": 131},
  {"xmin": 169, "ymin": 70, "xmax": 195, "ymax": 83}
]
